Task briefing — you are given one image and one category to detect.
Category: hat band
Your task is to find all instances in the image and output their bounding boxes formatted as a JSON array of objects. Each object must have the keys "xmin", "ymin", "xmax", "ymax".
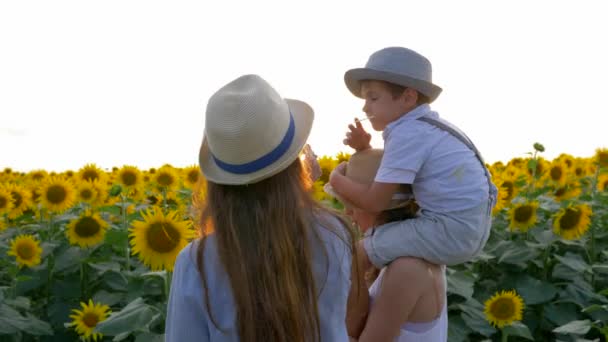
[{"xmin": 212, "ymin": 112, "xmax": 295, "ymax": 175}]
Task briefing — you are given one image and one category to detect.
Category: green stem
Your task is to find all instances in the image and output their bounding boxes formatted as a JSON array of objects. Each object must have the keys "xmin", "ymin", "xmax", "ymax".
[
  {"xmin": 165, "ymin": 271, "xmax": 172, "ymax": 302},
  {"xmin": 80, "ymin": 261, "xmax": 86, "ymax": 300},
  {"xmin": 501, "ymin": 329, "xmax": 509, "ymax": 342},
  {"xmin": 121, "ymin": 195, "xmax": 130, "ymax": 272}
]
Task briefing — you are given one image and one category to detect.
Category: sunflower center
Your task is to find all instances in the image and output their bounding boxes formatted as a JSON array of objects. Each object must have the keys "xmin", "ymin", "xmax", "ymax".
[
  {"xmin": 575, "ymin": 167, "xmax": 583, "ymax": 176},
  {"xmin": 82, "ymin": 312, "xmax": 99, "ymax": 328},
  {"xmin": 598, "ymin": 152, "xmax": 608, "ymax": 167},
  {"xmin": 550, "ymin": 167, "xmax": 562, "ymax": 181},
  {"xmin": 11, "ymin": 191, "xmax": 23, "ymax": 208},
  {"xmin": 157, "ymin": 174, "xmax": 174, "ymax": 187},
  {"xmin": 80, "ymin": 189, "xmax": 94, "ymax": 201},
  {"xmin": 121, "ymin": 172, "xmax": 137, "ymax": 186},
  {"xmin": 502, "ymin": 181, "xmax": 514, "ymax": 200},
  {"xmin": 554, "ymin": 187, "xmax": 566, "ymax": 197},
  {"xmin": 603, "ymin": 180, "xmax": 608, "ymax": 191},
  {"xmin": 32, "ymin": 173, "xmax": 45, "ymax": 181},
  {"xmin": 46, "ymin": 185, "xmax": 67, "ymax": 204},
  {"xmin": 0, "ymin": 196, "xmax": 8, "ymax": 209},
  {"xmin": 559, "ymin": 208, "xmax": 581, "ymax": 231},
  {"xmin": 187, "ymin": 170, "xmax": 199, "ymax": 184},
  {"xmin": 17, "ymin": 243, "xmax": 34, "ymax": 260},
  {"xmin": 146, "ymin": 222, "xmax": 180, "ymax": 253},
  {"xmin": 75, "ymin": 217, "xmax": 101, "ymax": 237},
  {"xmin": 490, "ymin": 298, "xmax": 515, "ymax": 320},
  {"xmin": 514, "ymin": 205, "xmax": 533, "ymax": 223},
  {"xmin": 82, "ymin": 170, "xmax": 100, "ymax": 182}
]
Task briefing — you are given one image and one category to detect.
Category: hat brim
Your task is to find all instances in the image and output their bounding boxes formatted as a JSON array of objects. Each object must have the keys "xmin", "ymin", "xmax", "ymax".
[
  {"xmin": 199, "ymin": 99, "xmax": 314, "ymax": 185},
  {"xmin": 344, "ymin": 68, "xmax": 442, "ymax": 103}
]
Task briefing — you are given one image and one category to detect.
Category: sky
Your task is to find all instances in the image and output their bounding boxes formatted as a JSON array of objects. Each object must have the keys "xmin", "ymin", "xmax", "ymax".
[{"xmin": 1, "ymin": 0, "xmax": 607, "ymax": 172}]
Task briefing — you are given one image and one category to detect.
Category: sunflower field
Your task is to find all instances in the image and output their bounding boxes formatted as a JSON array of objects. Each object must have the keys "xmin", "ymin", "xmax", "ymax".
[{"xmin": 1, "ymin": 146, "xmax": 608, "ymax": 341}]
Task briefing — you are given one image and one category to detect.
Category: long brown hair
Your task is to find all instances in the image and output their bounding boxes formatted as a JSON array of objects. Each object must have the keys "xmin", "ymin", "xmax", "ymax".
[{"xmin": 196, "ymin": 157, "xmax": 356, "ymax": 342}]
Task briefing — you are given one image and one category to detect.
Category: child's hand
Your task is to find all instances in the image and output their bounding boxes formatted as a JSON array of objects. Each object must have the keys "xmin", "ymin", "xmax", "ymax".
[{"xmin": 343, "ymin": 119, "xmax": 371, "ymax": 152}]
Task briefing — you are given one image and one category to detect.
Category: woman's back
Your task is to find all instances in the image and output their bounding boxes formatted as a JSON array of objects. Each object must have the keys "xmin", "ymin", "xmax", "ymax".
[{"xmin": 166, "ymin": 213, "xmax": 352, "ymax": 342}]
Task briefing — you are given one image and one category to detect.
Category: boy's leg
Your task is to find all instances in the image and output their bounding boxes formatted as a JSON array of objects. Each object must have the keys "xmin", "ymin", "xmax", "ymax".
[{"xmin": 362, "ymin": 201, "xmax": 492, "ymax": 267}]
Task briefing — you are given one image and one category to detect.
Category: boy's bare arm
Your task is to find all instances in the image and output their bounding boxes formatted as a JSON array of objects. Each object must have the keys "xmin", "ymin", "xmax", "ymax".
[{"xmin": 329, "ymin": 167, "xmax": 399, "ymax": 212}]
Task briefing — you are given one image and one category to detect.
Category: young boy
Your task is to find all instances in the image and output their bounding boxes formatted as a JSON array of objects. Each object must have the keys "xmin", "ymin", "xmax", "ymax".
[{"xmin": 329, "ymin": 47, "xmax": 498, "ymax": 270}]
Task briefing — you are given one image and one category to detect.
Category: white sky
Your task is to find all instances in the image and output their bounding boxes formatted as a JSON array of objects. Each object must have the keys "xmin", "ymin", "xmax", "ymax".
[{"xmin": 1, "ymin": 0, "xmax": 606, "ymax": 172}]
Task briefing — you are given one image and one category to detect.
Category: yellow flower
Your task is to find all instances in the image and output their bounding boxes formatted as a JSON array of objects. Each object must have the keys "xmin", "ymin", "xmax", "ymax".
[
  {"xmin": 27, "ymin": 169, "xmax": 48, "ymax": 183},
  {"xmin": 317, "ymin": 156, "xmax": 338, "ymax": 184},
  {"xmin": 7, "ymin": 234, "xmax": 43, "ymax": 268},
  {"xmin": 75, "ymin": 180, "xmax": 100, "ymax": 206},
  {"xmin": 544, "ymin": 159, "xmax": 569, "ymax": 186},
  {"xmin": 154, "ymin": 165, "xmax": 179, "ymax": 190},
  {"xmin": 508, "ymin": 201, "xmax": 539, "ymax": 232},
  {"xmin": 551, "ymin": 183, "xmax": 581, "ymax": 202},
  {"xmin": 553, "ymin": 204, "xmax": 592, "ymax": 240},
  {"xmin": 68, "ymin": 299, "xmax": 111, "ymax": 342},
  {"xmin": 182, "ymin": 165, "xmax": 201, "ymax": 188},
  {"xmin": 0, "ymin": 186, "xmax": 14, "ymax": 216},
  {"xmin": 598, "ymin": 174, "xmax": 608, "ymax": 192},
  {"xmin": 484, "ymin": 290, "xmax": 524, "ymax": 328},
  {"xmin": 0, "ymin": 217, "xmax": 7, "ymax": 231},
  {"xmin": 39, "ymin": 176, "xmax": 76, "ymax": 213},
  {"xmin": 66, "ymin": 211, "xmax": 109, "ymax": 248},
  {"xmin": 5, "ymin": 183, "xmax": 31, "ymax": 219},
  {"xmin": 595, "ymin": 147, "xmax": 608, "ymax": 168},
  {"xmin": 115, "ymin": 165, "xmax": 143, "ymax": 190},
  {"xmin": 129, "ymin": 207, "xmax": 194, "ymax": 271},
  {"xmin": 78, "ymin": 164, "xmax": 108, "ymax": 184}
]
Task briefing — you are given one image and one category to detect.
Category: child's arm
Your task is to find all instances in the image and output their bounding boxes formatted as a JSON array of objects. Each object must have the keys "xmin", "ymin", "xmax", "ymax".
[{"xmin": 329, "ymin": 165, "xmax": 400, "ymax": 213}]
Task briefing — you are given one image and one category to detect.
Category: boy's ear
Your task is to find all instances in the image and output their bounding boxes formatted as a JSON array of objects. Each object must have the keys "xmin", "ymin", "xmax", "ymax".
[{"xmin": 403, "ymin": 88, "xmax": 419, "ymax": 106}]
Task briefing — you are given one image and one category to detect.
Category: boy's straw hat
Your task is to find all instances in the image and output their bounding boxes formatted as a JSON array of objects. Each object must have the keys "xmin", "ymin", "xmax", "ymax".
[
  {"xmin": 199, "ymin": 74, "xmax": 314, "ymax": 185},
  {"xmin": 324, "ymin": 149, "xmax": 414, "ymax": 210},
  {"xmin": 344, "ymin": 47, "xmax": 442, "ymax": 102}
]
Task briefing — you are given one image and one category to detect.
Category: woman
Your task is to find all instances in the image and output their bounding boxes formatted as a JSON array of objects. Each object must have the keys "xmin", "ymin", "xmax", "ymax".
[
  {"xmin": 165, "ymin": 75, "xmax": 363, "ymax": 341},
  {"xmin": 326, "ymin": 148, "xmax": 447, "ymax": 342}
]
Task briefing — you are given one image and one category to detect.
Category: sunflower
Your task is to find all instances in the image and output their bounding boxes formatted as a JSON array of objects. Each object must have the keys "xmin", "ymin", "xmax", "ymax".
[
  {"xmin": 317, "ymin": 156, "xmax": 338, "ymax": 184},
  {"xmin": 508, "ymin": 201, "xmax": 539, "ymax": 232},
  {"xmin": 0, "ymin": 186, "xmax": 14, "ymax": 216},
  {"xmin": 573, "ymin": 158, "xmax": 591, "ymax": 178},
  {"xmin": 598, "ymin": 174, "xmax": 608, "ymax": 192},
  {"xmin": 154, "ymin": 165, "xmax": 179, "ymax": 190},
  {"xmin": 129, "ymin": 207, "xmax": 194, "ymax": 271},
  {"xmin": 335, "ymin": 152, "xmax": 351, "ymax": 164},
  {"xmin": 0, "ymin": 217, "xmax": 7, "ymax": 231},
  {"xmin": 556, "ymin": 153, "xmax": 575, "ymax": 169},
  {"xmin": 66, "ymin": 211, "xmax": 109, "ymax": 248},
  {"xmin": 27, "ymin": 169, "xmax": 48, "ymax": 183},
  {"xmin": 544, "ymin": 160, "xmax": 568, "ymax": 186},
  {"xmin": 182, "ymin": 165, "xmax": 201, "ymax": 188},
  {"xmin": 553, "ymin": 204, "xmax": 593, "ymax": 240},
  {"xmin": 552, "ymin": 183, "xmax": 581, "ymax": 202},
  {"xmin": 75, "ymin": 180, "xmax": 100, "ymax": 206},
  {"xmin": 484, "ymin": 290, "xmax": 525, "ymax": 328},
  {"xmin": 7, "ymin": 234, "xmax": 43, "ymax": 268},
  {"xmin": 115, "ymin": 165, "xmax": 143, "ymax": 191},
  {"xmin": 78, "ymin": 164, "xmax": 107, "ymax": 184},
  {"xmin": 5, "ymin": 183, "xmax": 31, "ymax": 219},
  {"xmin": 595, "ymin": 148, "xmax": 608, "ymax": 168},
  {"xmin": 68, "ymin": 299, "xmax": 111, "ymax": 342},
  {"xmin": 39, "ymin": 176, "xmax": 76, "ymax": 213}
]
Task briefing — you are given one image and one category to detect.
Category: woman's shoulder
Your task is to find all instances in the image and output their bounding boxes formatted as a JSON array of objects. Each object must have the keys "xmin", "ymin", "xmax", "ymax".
[{"xmin": 386, "ymin": 257, "xmax": 442, "ymax": 282}]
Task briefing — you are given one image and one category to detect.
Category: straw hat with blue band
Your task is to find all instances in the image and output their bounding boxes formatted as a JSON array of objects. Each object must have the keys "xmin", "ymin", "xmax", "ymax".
[{"xmin": 199, "ymin": 74, "xmax": 314, "ymax": 185}]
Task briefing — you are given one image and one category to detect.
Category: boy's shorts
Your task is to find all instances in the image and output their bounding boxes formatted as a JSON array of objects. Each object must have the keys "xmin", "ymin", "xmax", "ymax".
[{"xmin": 363, "ymin": 199, "xmax": 492, "ymax": 267}]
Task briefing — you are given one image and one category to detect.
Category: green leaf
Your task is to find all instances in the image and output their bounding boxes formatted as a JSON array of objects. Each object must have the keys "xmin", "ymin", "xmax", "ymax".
[
  {"xmin": 88, "ymin": 261, "xmax": 121, "ymax": 275},
  {"xmin": 497, "ymin": 241, "xmax": 541, "ymax": 267},
  {"xmin": 135, "ymin": 332, "xmax": 164, "ymax": 342},
  {"xmin": 448, "ymin": 315, "xmax": 472, "ymax": 342},
  {"xmin": 447, "ymin": 271, "xmax": 476, "ymax": 299},
  {"xmin": 102, "ymin": 270, "xmax": 129, "ymax": 292},
  {"xmin": 457, "ymin": 299, "xmax": 496, "ymax": 337},
  {"xmin": 54, "ymin": 246, "xmax": 85, "ymax": 273},
  {"xmin": 0, "ymin": 304, "xmax": 52, "ymax": 336},
  {"xmin": 503, "ymin": 321, "xmax": 534, "ymax": 340},
  {"xmin": 554, "ymin": 253, "xmax": 591, "ymax": 273},
  {"xmin": 92, "ymin": 290, "xmax": 124, "ymax": 307},
  {"xmin": 552, "ymin": 319, "xmax": 592, "ymax": 335},
  {"xmin": 94, "ymin": 298, "xmax": 158, "ymax": 336},
  {"xmin": 514, "ymin": 275, "xmax": 558, "ymax": 305}
]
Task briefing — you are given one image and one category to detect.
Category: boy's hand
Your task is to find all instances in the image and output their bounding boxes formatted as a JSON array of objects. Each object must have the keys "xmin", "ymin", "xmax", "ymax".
[
  {"xmin": 329, "ymin": 161, "xmax": 347, "ymax": 185},
  {"xmin": 343, "ymin": 119, "xmax": 372, "ymax": 152}
]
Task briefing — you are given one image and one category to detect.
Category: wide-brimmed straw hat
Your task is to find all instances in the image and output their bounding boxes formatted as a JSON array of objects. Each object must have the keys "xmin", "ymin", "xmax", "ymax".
[
  {"xmin": 344, "ymin": 47, "xmax": 442, "ymax": 102},
  {"xmin": 199, "ymin": 74, "xmax": 314, "ymax": 185},
  {"xmin": 324, "ymin": 149, "xmax": 414, "ymax": 210}
]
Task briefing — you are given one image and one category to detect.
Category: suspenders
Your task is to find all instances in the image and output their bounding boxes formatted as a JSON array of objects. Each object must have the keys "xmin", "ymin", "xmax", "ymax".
[{"xmin": 416, "ymin": 116, "xmax": 498, "ymax": 210}]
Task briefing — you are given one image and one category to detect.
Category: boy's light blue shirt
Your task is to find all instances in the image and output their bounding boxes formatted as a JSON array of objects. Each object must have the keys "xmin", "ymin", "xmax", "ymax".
[
  {"xmin": 165, "ymin": 217, "xmax": 352, "ymax": 342},
  {"xmin": 376, "ymin": 104, "xmax": 489, "ymax": 212}
]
